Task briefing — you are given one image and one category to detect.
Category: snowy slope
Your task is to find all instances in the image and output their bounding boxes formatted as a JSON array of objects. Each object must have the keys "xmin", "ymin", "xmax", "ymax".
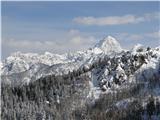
[{"xmin": 88, "ymin": 45, "xmax": 160, "ymax": 100}]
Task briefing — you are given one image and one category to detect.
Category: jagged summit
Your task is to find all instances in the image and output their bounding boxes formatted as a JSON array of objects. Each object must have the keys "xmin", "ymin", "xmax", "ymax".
[{"xmin": 95, "ymin": 35, "xmax": 122, "ymax": 53}]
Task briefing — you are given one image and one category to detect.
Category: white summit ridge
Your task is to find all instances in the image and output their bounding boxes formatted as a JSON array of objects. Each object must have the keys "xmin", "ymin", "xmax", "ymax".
[{"xmin": 95, "ymin": 35, "xmax": 122, "ymax": 53}]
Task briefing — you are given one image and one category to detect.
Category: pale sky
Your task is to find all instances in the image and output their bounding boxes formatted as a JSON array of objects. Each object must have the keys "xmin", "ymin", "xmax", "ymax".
[{"xmin": 2, "ymin": 1, "xmax": 160, "ymax": 59}]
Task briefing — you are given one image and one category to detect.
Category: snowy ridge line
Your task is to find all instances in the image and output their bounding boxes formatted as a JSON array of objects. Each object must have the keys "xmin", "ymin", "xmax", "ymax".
[
  {"xmin": 1, "ymin": 36, "xmax": 160, "ymax": 88},
  {"xmin": 1, "ymin": 36, "xmax": 123, "ymax": 85}
]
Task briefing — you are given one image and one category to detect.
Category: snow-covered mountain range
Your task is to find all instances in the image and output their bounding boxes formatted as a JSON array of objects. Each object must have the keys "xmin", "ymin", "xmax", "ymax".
[
  {"xmin": 1, "ymin": 36, "xmax": 160, "ymax": 88},
  {"xmin": 1, "ymin": 36, "xmax": 122, "ymax": 85},
  {"xmin": 1, "ymin": 35, "xmax": 160, "ymax": 119}
]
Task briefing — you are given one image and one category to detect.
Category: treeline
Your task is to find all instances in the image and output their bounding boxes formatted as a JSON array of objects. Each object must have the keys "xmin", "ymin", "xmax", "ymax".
[
  {"xmin": 72, "ymin": 76, "xmax": 160, "ymax": 120},
  {"xmin": 1, "ymin": 72, "xmax": 90, "ymax": 120}
]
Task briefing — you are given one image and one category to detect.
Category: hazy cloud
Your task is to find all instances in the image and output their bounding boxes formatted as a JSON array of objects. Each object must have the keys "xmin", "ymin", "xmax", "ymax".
[
  {"xmin": 127, "ymin": 34, "xmax": 144, "ymax": 41},
  {"xmin": 73, "ymin": 12, "xmax": 159, "ymax": 26},
  {"xmin": 68, "ymin": 29, "xmax": 96, "ymax": 46},
  {"xmin": 2, "ymin": 29, "xmax": 96, "ymax": 58},
  {"xmin": 145, "ymin": 31, "xmax": 160, "ymax": 39}
]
